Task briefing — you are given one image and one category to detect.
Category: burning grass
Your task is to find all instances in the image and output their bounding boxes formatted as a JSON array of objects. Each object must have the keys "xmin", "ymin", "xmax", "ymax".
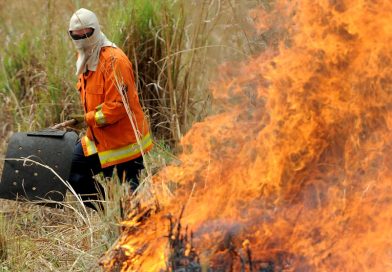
[{"xmin": 103, "ymin": 0, "xmax": 392, "ymax": 271}]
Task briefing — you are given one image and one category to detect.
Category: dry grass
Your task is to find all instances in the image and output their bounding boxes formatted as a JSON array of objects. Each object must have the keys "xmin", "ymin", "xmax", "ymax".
[
  {"xmin": 0, "ymin": 199, "xmax": 104, "ymax": 271},
  {"xmin": 110, "ymin": 0, "xmax": 264, "ymax": 147},
  {"xmin": 0, "ymin": 172, "xmax": 144, "ymax": 272},
  {"xmin": 0, "ymin": 145, "xmax": 177, "ymax": 271}
]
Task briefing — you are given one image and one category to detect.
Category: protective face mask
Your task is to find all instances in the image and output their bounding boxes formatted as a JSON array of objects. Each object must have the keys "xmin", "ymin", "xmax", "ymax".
[{"xmin": 69, "ymin": 8, "xmax": 115, "ymax": 75}]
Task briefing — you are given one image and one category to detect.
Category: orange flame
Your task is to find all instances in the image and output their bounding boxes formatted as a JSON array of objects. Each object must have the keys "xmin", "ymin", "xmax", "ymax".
[{"xmin": 102, "ymin": 0, "xmax": 392, "ymax": 271}]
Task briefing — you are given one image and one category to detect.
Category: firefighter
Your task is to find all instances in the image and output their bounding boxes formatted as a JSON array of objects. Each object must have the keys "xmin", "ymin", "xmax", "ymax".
[{"xmin": 67, "ymin": 8, "xmax": 153, "ymax": 210}]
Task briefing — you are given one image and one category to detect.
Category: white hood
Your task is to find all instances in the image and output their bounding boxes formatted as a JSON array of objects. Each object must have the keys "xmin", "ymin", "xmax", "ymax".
[{"xmin": 69, "ymin": 8, "xmax": 116, "ymax": 75}]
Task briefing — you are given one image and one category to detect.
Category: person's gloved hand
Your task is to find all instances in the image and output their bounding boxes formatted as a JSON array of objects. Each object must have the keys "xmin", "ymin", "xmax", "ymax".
[{"xmin": 68, "ymin": 114, "xmax": 86, "ymax": 126}]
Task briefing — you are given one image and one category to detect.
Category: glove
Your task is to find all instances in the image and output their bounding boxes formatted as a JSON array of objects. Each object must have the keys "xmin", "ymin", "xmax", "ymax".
[{"xmin": 68, "ymin": 114, "xmax": 86, "ymax": 126}]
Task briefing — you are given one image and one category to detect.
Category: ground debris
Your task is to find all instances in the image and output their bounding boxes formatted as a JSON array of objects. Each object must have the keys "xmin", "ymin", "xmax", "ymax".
[{"xmin": 167, "ymin": 207, "xmax": 202, "ymax": 272}]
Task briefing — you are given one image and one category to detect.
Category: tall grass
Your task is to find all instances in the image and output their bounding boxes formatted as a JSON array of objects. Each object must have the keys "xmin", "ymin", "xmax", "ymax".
[
  {"xmin": 107, "ymin": 0, "xmax": 262, "ymax": 147},
  {"xmin": 106, "ymin": 0, "xmax": 208, "ymax": 146},
  {"xmin": 0, "ymin": 2, "xmax": 77, "ymax": 134}
]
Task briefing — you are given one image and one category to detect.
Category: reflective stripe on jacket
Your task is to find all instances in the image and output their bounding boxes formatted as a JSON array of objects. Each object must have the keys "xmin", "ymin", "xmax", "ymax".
[{"xmin": 77, "ymin": 46, "xmax": 153, "ymax": 168}]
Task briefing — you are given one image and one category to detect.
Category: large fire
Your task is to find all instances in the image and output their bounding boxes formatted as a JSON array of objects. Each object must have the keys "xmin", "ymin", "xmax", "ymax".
[{"xmin": 102, "ymin": 0, "xmax": 392, "ymax": 271}]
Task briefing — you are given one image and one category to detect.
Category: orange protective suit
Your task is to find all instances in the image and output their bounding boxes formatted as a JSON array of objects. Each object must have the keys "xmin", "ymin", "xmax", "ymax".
[{"xmin": 77, "ymin": 46, "xmax": 153, "ymax": 168}]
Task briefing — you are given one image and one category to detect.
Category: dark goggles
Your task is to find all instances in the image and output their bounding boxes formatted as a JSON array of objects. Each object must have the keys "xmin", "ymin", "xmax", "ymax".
[{"xmin": 69, "ymin": 28, "xmax": 95, "ymax": 40}]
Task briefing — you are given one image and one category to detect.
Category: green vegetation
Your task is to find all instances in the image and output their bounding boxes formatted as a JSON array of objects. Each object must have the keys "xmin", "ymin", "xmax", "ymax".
[
  {"xmin": 105, "ymin": 0, "xmax": 248, "ymax": 146},
  {"xmin": 0, "ymin": 0, "xmax": 264, "ymax": 270}
]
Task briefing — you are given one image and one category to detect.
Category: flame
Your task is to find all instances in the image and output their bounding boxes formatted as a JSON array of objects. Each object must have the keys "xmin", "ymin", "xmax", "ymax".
[{"xmin": 102, "ymin": 0, "xmax": 392, "ymax": 271}]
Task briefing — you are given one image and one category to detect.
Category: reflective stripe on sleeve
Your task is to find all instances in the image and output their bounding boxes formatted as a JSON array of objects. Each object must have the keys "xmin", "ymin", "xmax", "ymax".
[
  {"xmin": 83, "ymin": 135, "xmax": 98, "ymax": 156},
  {"xmin": 95, "ymin": 104, "xmax": 107, "ymax": 126},
  {"xmin": 98, "ymin": 132, "xmax": 153, "ymax": 166}
]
